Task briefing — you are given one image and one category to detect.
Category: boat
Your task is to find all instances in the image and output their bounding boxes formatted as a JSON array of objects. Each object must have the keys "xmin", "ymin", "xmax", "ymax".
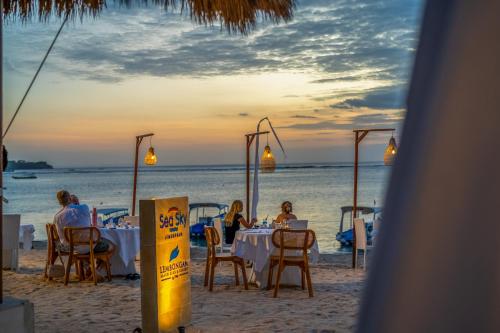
[
  {"xmin": 189, "ymin": 203, "xmax": 228, "ymax": 238},
  {"xmin": 12, "ymin": 172, "xmax": 37, "ymax": 179},
  {"xmin": 336, "ymin": 206, "xmax": 382, "ymax": 247},
  {"xmin": 96, "ymin": 208, "xmax": 129, "ymax": 226}
]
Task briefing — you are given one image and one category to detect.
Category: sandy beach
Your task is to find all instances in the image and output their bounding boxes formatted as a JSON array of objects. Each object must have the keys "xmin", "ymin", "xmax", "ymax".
[{"xmin": 4, "ymin": 242, "xmax": 367, "ymax": 333}]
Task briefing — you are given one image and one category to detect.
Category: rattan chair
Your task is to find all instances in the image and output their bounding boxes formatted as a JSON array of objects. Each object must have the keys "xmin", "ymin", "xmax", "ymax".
[
  {"xmin": 267, "ymin": 229, "xmax": 316, "ymax": 297},
  {"xmin": 44, "ymin": 223, "xmax": 71, "ymax": 280},
  {"xmin": 63, "ymin": 227, "xmax": 114, "ymax": 285},
  {"xmin": 204, "ymin": 226, "xmax": 248, "ymax": 291}
]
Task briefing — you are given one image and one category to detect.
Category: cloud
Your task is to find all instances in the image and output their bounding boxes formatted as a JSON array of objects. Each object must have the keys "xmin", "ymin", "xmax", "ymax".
[
  {"xmin": 238, "ymin": 112, "xmax": 249, "ymax": 117},
  {"xmin": 283, "ymin": 111, "xmax": 401, "ymax": 131},
  {"xmin": 330, "ymin": 86, "xmax": 406, "ymax": 110},
  {"xmin": 4, "ymin": 0, "xmax": 421, "ymax": 86},
  {"xmin": 290, "ymin": 115, "xmax": 318, "ymax": 119}
]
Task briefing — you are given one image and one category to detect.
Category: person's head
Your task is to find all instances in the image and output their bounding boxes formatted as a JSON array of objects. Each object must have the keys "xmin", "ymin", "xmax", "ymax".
[
  {"xmin": 281, "ymin": 201, "xmax": 293, "ymax": 214},
  {"xmin": 224, "ymin": 200, "xmax": 244, "ymax": 225},
  {"xmin": 56, "ymin": 190, "xmax": 71, "ymax": 207},
  {"xmin": 70, "ymin": 194, "xmax": 80, "ymax": 205}
]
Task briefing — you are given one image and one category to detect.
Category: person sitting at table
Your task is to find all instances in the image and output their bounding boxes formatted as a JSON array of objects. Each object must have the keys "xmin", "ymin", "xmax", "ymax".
[
  {"xmin": 275, "ymin": 201, "xmax": 297, "ymax": 224},
  {"xmin": 54, "ymin": 190, "xmax": 110, "ymax": 254},
  {"xmin": 224, "ymin": 200, "xmax": 257, "ymax": 244}
]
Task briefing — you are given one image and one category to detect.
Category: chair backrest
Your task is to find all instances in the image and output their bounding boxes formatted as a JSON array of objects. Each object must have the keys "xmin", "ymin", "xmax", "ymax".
[
  {"xmin": 287, "ymin": 219, "xmax": 308, "ymax": 230},
  {"xmin": 354, "ymin": 218, "xmax": 367, "ymax": 250},
  {"xmin": 213, "ymin": 218, "xmax": 224, "ymax": 245},
  {"xmin": 63, "ymin": 227, "xmax": 101, "ymax": 250},
  {"xmin": 272, "ymin": 229, "xmax": 316, "ymax": 255},
  {"xmin": 2, "ymin": 214, "xmax": 21, "ymax": 250},
  {"xmin": 124, "ymin": 216, "xmax": 140, "ymax": 227},
  {"xmin": 204, "ymin": 226, "xmax": 221, "ymax": 259}
]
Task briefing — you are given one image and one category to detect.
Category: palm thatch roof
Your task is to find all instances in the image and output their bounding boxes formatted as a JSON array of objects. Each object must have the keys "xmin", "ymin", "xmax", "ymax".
[{"xmin": 1, "ymin": 0, "xmax": 296, "ymax": 34}]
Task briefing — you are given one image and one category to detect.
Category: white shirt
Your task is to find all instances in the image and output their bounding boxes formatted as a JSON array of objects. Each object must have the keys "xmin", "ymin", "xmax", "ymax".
[{"xmin": 54, "ymin": 204, "xmax": 91, "ymax": 246}]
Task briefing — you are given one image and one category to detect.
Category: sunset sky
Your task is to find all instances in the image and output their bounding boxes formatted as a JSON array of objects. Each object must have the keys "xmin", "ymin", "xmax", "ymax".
[{"xmin": 3, "ymin": 0, "xmax": 422, "ymax": 167}]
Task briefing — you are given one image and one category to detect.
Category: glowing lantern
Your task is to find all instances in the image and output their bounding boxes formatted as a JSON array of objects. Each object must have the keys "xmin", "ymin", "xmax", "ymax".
[
  {"xmin": 260, "ymin": 145, "xmax": 276, "ymax": 173},
  {"xmin": 384, "ymin": 136, "xmax": 398, "ymax": 166},
  {"xmin": 144, "ymin": 147, "xmax": 158, "ymax": 165}
]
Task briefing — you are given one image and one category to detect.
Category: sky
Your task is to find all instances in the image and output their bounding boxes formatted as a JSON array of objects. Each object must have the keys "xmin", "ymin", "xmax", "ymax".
[{"xmin": 3, "ymin": 0, "xmax": 423, "ymax": 167}]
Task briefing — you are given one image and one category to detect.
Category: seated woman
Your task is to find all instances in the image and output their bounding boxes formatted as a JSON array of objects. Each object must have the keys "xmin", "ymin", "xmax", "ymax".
[
  {"xmin": 224, "ymin": 200, "xmax": 256, "ymax": 244},
  {"xmin": 275, "ymin": 201, "xmax": 297, "ymax": 224}
]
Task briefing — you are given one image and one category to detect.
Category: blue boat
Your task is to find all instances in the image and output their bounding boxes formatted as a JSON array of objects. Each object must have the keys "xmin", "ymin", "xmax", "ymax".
[
  {"xmin": 335, "ymin": 206, "xmax": 382, "ymax": 247},
  {"xmin": 189, "ymin": 203, "xmax": 228, "ymax": 238},
  {"xmin": 96, "ymin": 208, "xmax": 129, "ymax": 226}
]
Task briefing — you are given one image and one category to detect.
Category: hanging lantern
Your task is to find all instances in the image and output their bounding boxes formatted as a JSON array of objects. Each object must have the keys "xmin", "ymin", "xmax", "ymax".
[
  {"xmin": 383, "ymin": 136, "xmax": 398, "ymax": 166},
  {"xmin": 260, "ymin": 145, "xmax": 276, "ymax": 173},
  {"xmin": 144, "ymin": 147, "xmax": 157, "ymax": 165}
]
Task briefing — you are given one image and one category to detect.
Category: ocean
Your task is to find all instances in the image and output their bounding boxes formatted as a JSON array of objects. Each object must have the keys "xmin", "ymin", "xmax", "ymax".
[{"xmin": 4, "ymin": 163, "xmax": 390, "ymax": 253}]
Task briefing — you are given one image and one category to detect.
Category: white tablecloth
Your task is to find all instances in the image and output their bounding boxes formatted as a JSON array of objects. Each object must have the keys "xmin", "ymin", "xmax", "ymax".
[
  {"xmin": 231, "ymin": 229, "xmax": 319, "ymax": 289},
  {"xmin": 99, "ymin": 227, "xmax": 140, "ymax": 275}
]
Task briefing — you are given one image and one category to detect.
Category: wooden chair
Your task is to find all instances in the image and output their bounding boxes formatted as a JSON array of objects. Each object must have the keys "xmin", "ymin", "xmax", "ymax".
[
  {"xmin": 204, "ymin": 226, "xmax": 248, "ymax": 291},
  {"xmin": 63, "ymin": 227, "xmax": 114, "ymax": 285},
  {"xmin": 44, "ymin": 223, "xmax": 72, "ymax": 280},
  {"xmin": 267, "ymin": 229, "xmax": 316, "ymax": 298},
  {"xmin": 353, "ymin": 218, "xmax": 367, "ymax": 270}
]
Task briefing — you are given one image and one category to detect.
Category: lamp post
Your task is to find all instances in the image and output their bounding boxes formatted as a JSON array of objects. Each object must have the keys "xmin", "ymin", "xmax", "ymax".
[
  {"xmin": 132, "ymin": 133, "xmax": 156, "ymax": 216},
  {"xmin": 245, "ymin": 130, "xmax": 269, "ymax": 223},
  {"xmin": 351, "ymin": 128, "xmax": 396, "ymax": 268}
]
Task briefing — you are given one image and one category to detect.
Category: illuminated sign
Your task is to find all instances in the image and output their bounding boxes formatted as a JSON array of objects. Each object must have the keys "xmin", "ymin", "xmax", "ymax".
[{"xmin": 140, "ymin": 197, "xmax": 191, "ymax": 332}]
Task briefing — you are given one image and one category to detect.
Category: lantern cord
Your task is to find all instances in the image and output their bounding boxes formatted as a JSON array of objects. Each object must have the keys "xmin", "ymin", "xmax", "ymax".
[
  {"xmin": 2, "ymin": 14, "xmax": 69, "ymax": 139},
  {"xmin": 265, "ymin": 117, "xmax": 286, "ymax": 158}
]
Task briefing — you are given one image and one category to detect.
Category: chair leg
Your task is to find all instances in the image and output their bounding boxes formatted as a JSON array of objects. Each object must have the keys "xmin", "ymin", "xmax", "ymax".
[
  {"xmin": 240, "ymin": 261, "xmax": 248, "ymax": 290},
  {"xmin": 105, "ymin": 258, "xmax": 112, "ymax": 281},
  {"xmin": 64, "ymin": 255, "xmax": 72, "ymax": 286},
  {"xmin": 273, "ymin": 262, "xmax": 283, "ymax": 298},
  {"xmin": 301, "ymin": 268, "xmax": 305, "ymax": 290},
  {"xmin": 209, "ymin": 260, "xmax": 216, "ymax": 292},
  {"xmin": 267, "ymin": 261, "xmax": 274, "ymax": 290},
  {"xmin": 204, "ymin": 256, "xmax": 210, "ymax": 287},
  {"xmin": 234, "ymin": 262, "xmax": 240, "ymax": 286},
  {"xmin": 90, "ymin": 253, "xmax": 97, "ymax": 286},
  {"xmin": 305, "ymin": 265, "xmax": 313, "ymax": 297}
]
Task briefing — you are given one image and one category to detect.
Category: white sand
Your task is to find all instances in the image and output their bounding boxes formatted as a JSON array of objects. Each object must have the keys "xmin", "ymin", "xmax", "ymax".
[{"xmin": 4, "ymin": 243, "xmax": 367, "ymax": 332}]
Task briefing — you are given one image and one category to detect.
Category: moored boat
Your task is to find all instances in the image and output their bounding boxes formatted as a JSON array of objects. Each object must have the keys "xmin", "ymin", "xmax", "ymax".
[
  {"xmin": 12, "ymin": 172, "xmax": 37, "ymax": 179},
  {"xmin": 336, "ymin": 206, "xmax": 382, "ymax": 247},
  {"xmin": 189, "ymin": 203, "xmax": 228, "ymax": 238}
]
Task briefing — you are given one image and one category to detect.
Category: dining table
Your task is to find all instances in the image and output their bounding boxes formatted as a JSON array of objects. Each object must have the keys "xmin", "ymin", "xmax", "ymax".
[
  {"xmin": 99, "ymin": 226, "xmax": 140, "ymax": 276},
  {"xmin": 231, "ymin": 228, "xmax": 320, "ymax": 289}
]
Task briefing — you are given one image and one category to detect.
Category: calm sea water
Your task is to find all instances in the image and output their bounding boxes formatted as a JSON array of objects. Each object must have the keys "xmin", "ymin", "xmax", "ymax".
[{"xmin": 3, "ymin": 163, "xmax": 390, "ymax": 252}]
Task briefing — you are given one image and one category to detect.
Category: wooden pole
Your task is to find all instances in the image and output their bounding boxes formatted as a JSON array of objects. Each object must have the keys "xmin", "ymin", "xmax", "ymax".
[
  {"xmin": 132, "ymin": 133, "xmax": 154, "ymax": 216},
  {"xmin": 352, "ymin": 131, "xmax": 359, "ymax": 268},
  {"xmin": 351, "ymin": 128, "xmax": 394, "ymax": 268}
]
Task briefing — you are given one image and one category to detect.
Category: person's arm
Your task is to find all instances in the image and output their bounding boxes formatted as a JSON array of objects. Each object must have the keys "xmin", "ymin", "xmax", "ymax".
[
  {"xmin": 275, "ymin": 214, "xmax": 284, "ymax": 224},
  {"xmin": 238, "ymin": 216, "xmax": 257, "ymax": 229}
]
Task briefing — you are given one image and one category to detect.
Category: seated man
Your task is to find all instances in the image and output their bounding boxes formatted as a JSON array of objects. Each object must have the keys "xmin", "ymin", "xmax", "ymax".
[{"xmin": 54, "ymin": 190, "xmax": 109, "ymax": 253}]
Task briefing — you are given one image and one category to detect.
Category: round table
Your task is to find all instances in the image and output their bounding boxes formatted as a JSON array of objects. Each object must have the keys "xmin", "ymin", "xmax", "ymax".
[
  {"xmin": 99, "ymin": 227, "xmax": 140, "ymax": 275},
  {"xmin": 231, "ymin": 229, "xmax": 319, "ymax": 288}
]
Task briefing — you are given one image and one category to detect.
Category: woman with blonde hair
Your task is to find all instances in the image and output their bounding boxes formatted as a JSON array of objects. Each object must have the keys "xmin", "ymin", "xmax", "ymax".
[{"xmin": 224, "ymin": 200, "xmax": 256, "ymax": 244}]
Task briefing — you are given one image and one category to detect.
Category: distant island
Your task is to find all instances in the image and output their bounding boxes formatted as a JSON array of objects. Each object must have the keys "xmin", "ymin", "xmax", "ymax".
[{"xmin": 6, "ymin": 160, "xmax": 54, "ymax": 171}]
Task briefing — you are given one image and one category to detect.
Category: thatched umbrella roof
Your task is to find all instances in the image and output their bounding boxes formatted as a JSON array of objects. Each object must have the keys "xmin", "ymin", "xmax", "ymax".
[{"xmin": 1, "ymin": 0, "xmax": 296, "ymax": 34}]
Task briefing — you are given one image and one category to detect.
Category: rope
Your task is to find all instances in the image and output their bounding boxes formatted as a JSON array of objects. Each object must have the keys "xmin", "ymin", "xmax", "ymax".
[{"xmin": 2, "ymin": 14, "xmax": 69, "ymax": 139}]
